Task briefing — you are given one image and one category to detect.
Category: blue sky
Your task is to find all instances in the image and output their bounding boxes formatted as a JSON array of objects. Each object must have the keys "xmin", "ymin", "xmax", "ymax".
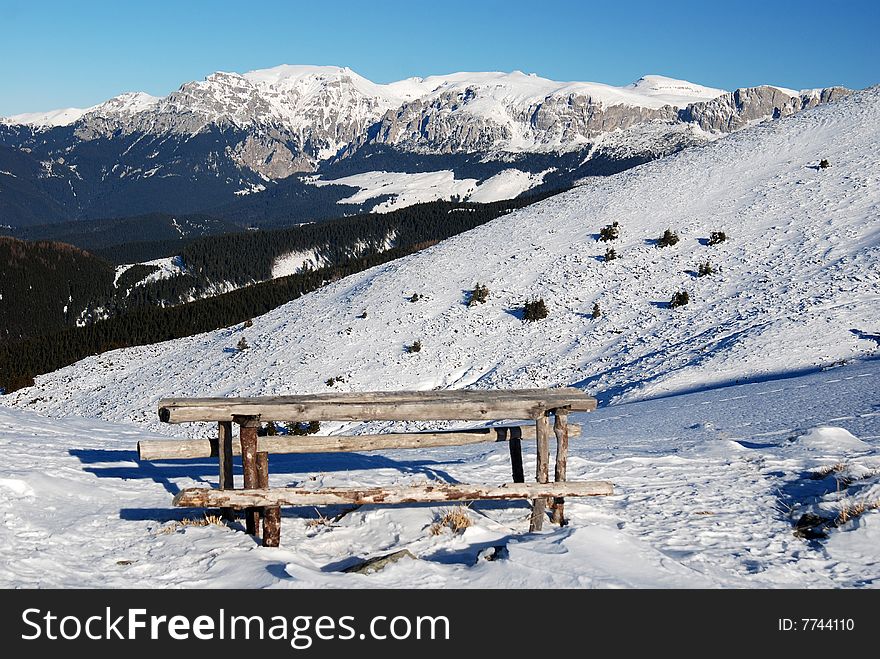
[{"xmin": 1, "ymin": 0, "xmax": 878, "ymax": 115}]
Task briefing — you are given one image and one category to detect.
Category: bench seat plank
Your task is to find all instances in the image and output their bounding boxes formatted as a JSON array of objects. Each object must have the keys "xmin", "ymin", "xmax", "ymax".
[{"xmin": 173, "ymin": 481, "xmax": 613, "ymax": 508}]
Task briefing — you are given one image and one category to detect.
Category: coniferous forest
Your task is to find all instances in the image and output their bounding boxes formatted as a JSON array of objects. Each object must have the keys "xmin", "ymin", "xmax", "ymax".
[{"xmin": 0, "ymin": 194, "xmax": 549, "ymax": 392}]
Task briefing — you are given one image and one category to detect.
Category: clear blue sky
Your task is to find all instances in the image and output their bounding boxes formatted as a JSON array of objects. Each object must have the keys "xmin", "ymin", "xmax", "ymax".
[{"xmin": 1, "ymin": 0, "xmax": 878, "ymax": 115}]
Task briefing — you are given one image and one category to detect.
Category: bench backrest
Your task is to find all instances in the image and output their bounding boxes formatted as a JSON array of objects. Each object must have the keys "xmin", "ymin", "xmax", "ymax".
[{"xmin": 158, "ymin": 388, "xmax": 597, "ymax": 423}]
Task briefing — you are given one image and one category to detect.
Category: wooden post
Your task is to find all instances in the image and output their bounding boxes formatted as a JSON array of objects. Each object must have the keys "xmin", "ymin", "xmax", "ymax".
[
  {"xmin": 256, "ymin": 451, "xmax": 269, "ymax": 489},
  {"xmin": 529, "ymin": 414, "xmax": 551, "ymax": 531},
  {"xmin": 256, "ymin": 451, "xmax": 281, "ymax": 546},
  {"xmin": 507, "ymin": 426, "xmax": 525, "ymax": 483},
  {"xmin": 235, "ymin": 415, "xmax": 260, "ymax": 536},
  {"xmin": 217, "ymin": 421, "xmax": 235, "ymax": 521},
  {"xmin": 551, "ymin": 411, "xmax": 569, "ymax": 525}
]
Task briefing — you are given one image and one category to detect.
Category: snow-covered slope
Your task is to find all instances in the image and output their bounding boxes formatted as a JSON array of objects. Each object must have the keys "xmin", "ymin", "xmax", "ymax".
[
  {"xmin": 3, "ymin": 106, "xmax": 92, "ymax": 127},
  {"xmin": 0, "ymin": 358, "xmax": 877, "ymax": 587},
  {"xmin": 6, "ymin": 86, "xmax": 878, "ymax": 432},
  {"xmin": 309, "ymin": 167, "xmax": 555, "ymax": 212}
]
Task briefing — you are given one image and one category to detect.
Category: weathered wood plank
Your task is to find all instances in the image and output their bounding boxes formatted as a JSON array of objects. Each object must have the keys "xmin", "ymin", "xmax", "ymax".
[
  {"xmin": 137, "ymin": 424, "xmax": 583, "ymax": 461},
  {"xmin": 529, "ymin": 414, "xmax": 551, "ymax": 532},
  {"xmin": 217, "ymin": 420, "xmax": 234, "ymax": 521},
  {"xmin": 551, "ymin": 412, "xmax": 569, "ymax": 526},
  {"xmin": 161, "ymin": 388, "xmax": 590, "ymax": 404},
  {"xmin": 158, "ymin": 391, "xmax": 596, "ymax": 423},
  {"xmin": 173, "ymin": 481, "xmax": 613, "ymax": 508}
]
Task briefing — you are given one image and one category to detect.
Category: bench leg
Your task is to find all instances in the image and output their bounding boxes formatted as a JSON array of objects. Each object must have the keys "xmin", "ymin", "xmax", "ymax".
[
  {"xmin": 262, "ymin": 506, "xmax": 281, "ymax": 548},
  {"xmin": 529, "ymin": 414, "xmax": 550, "ymax": 531},
  {"xmin": 507, "ymin": 426, "xmax": 525, "ymax": 483},
  {"xmin": 218, "ymin": 421, "xmax": 235, "ymax": 522},
  {"xmin": 236, "ymin": 416, "xmax": 261, "ymax": 536},
  {"xmin": 551, "ymin": 411, "xmax": 569, "ymax": 525},
  {"xmin": 256, "ymin": 451, "xmax": 281, "ymax": 547}
]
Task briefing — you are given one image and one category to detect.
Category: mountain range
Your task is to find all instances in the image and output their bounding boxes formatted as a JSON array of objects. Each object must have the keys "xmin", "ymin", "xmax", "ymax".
[{"xmin": 0, "ymin": 66, "xmax": 850, "ymax": 228}]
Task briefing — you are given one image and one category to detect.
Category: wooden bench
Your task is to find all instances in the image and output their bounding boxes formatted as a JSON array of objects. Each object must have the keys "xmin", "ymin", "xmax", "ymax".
[{"xmin": 143, "ymin": 388, "xmax": 612, "ymax": 546}]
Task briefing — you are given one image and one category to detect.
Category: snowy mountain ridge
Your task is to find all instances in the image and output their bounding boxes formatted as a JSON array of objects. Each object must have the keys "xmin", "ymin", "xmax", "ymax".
[
  {"xmin": 2, "ymin": 66, "xmax": 847, "ymax": 170},
  {"xmin": 0, "ymin": 66, "xmax": 850, "ymax": 226},
  {"xmin": 6, "ymin": 67, "xmax": 726, "ymax": 128}
]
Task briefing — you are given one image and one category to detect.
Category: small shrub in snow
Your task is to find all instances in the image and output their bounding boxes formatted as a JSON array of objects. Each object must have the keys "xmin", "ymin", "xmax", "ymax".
[
  {"xmin": 669, "ymin": 290, "xmax": 690, "ymax": 308},
  {"xmin": 591, "ymin": 302, "xmax": 602, "ymax": 319},
  {"xmin": 406, "ymin": 340, "xmax": 422, "ymax": 353},
  {"xmin": 698, "ymin": 261, "xmax": 716, "ymax": 277},
  {"xmin": 158, "ymin": 515, "xmax": 226, "ymax": 535},
  {"xmin": 523, "ymin": 298, "xmax": 548, "ymax": 321},
  {"xmin": 604, "ymin": 248, "xmax": 618, "ymax": 262},
  {"xmin": 243, "ymin": 318, "xmax": 253, "ymax": 328},
  {"xmin": 258, "ymin": 422, "xmax": 278, "ymax": 437},
  {"xmin": 837, "ymin": 500, "xmax": 880, "ymax": 525},
  {"xmin": 656, "ymin": 229, "xmax": 680, "ymax": 248},
  {"xmin": 325, "ymin": 375, "xmax": 345, "ymax": 387},
  {"xmin": 469, "ymin": 283, "xmax": 489, "ymax": 306},
  {"xmin": 819, "ymin": 159, "xmax": 831, "ymax": 169},
  {"xmin": 286, "ymin": 420, "xmax": 320, "ymax": 436},
  {"xmin": 429, "ymin": 506, "xmax": 472, "ymax": 535},
  {"xmin": 707, "ymin": 231, "xmax": 727, "ymax": 246},
  {"xmin": 236, "ymin": 337, "xmax": 249, "ymax": 351},
  {"xmin": 599, "ymin": 221, "xmax": 620, "ymax": 242}
]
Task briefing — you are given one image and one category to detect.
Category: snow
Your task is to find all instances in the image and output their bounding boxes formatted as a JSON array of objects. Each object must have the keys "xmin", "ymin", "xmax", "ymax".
[
  {"xmin": 468, "ymin": 168, "xmax": 553, "ymax": 203},
  {"xmin": 240, "ymin": 66, "xmax": 725, "ymax": 112},
  {"xmin": 0, "ymin": 360, "xmax": 877, "ymax": 588},
  {"xmin": 84, "ymin": 91, "xmax": 161, "ymax": 119},
  {"xmin": 3, "ymin": 91, "xmax": 160, "ymax": 127},
  {"xmin": 0, "ymin": 86, "xmax": 878, "ymax": 588},
  {"xmin": 626, "ymin": 75, "xmax": 727, "ymax": 105},
  {"xmin": 795, "ymin": 426, "xmax": 871, "ymax": 453},
  {"xmin": 271, "ymin": 231, "xmax": 397, "ymax": 279},
  {"xmin": 270, "ymin": 249, "xmax": 329, "ymax": 279},
  {"xmin": 312, "ymin": 170, "xmax": 478, "ymax": 211},
  {"xmin": 3, "ymin": 67, "xmax": 725, "ymax": 133},
  {"xmin": 409, "ymin": 70, "xmax": 724, "ymax": 111},
  {"xmin": 310, "ymin": 168, "xmax": 550, "ymax": 211},
  {"xmin": 114, "ymin": 256, "xmax": 187, "ymax": 289},
  {"xmin": 242, "ymin": 64, "xmax": 423, "ymax": 107},
  {"xmin": 233, "ymin": 182, "xmax": 266, "ymax": 196},
  {"xmin": 3, "ymin": 106, "xmax": 91, "ymax": 127}
]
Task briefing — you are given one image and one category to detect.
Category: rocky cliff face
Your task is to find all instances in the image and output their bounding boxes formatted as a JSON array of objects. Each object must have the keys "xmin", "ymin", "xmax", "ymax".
[
  {"xmin": 679, "ymin": 85, "xmax": 851, "ymax": 132},
  {"xmin": 350, "ymin": 82, "xmax": 850, "ymax": 157},
  {"xmin": 68, "ymin": 66, "xmax": 410, "ymax": 177}
]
